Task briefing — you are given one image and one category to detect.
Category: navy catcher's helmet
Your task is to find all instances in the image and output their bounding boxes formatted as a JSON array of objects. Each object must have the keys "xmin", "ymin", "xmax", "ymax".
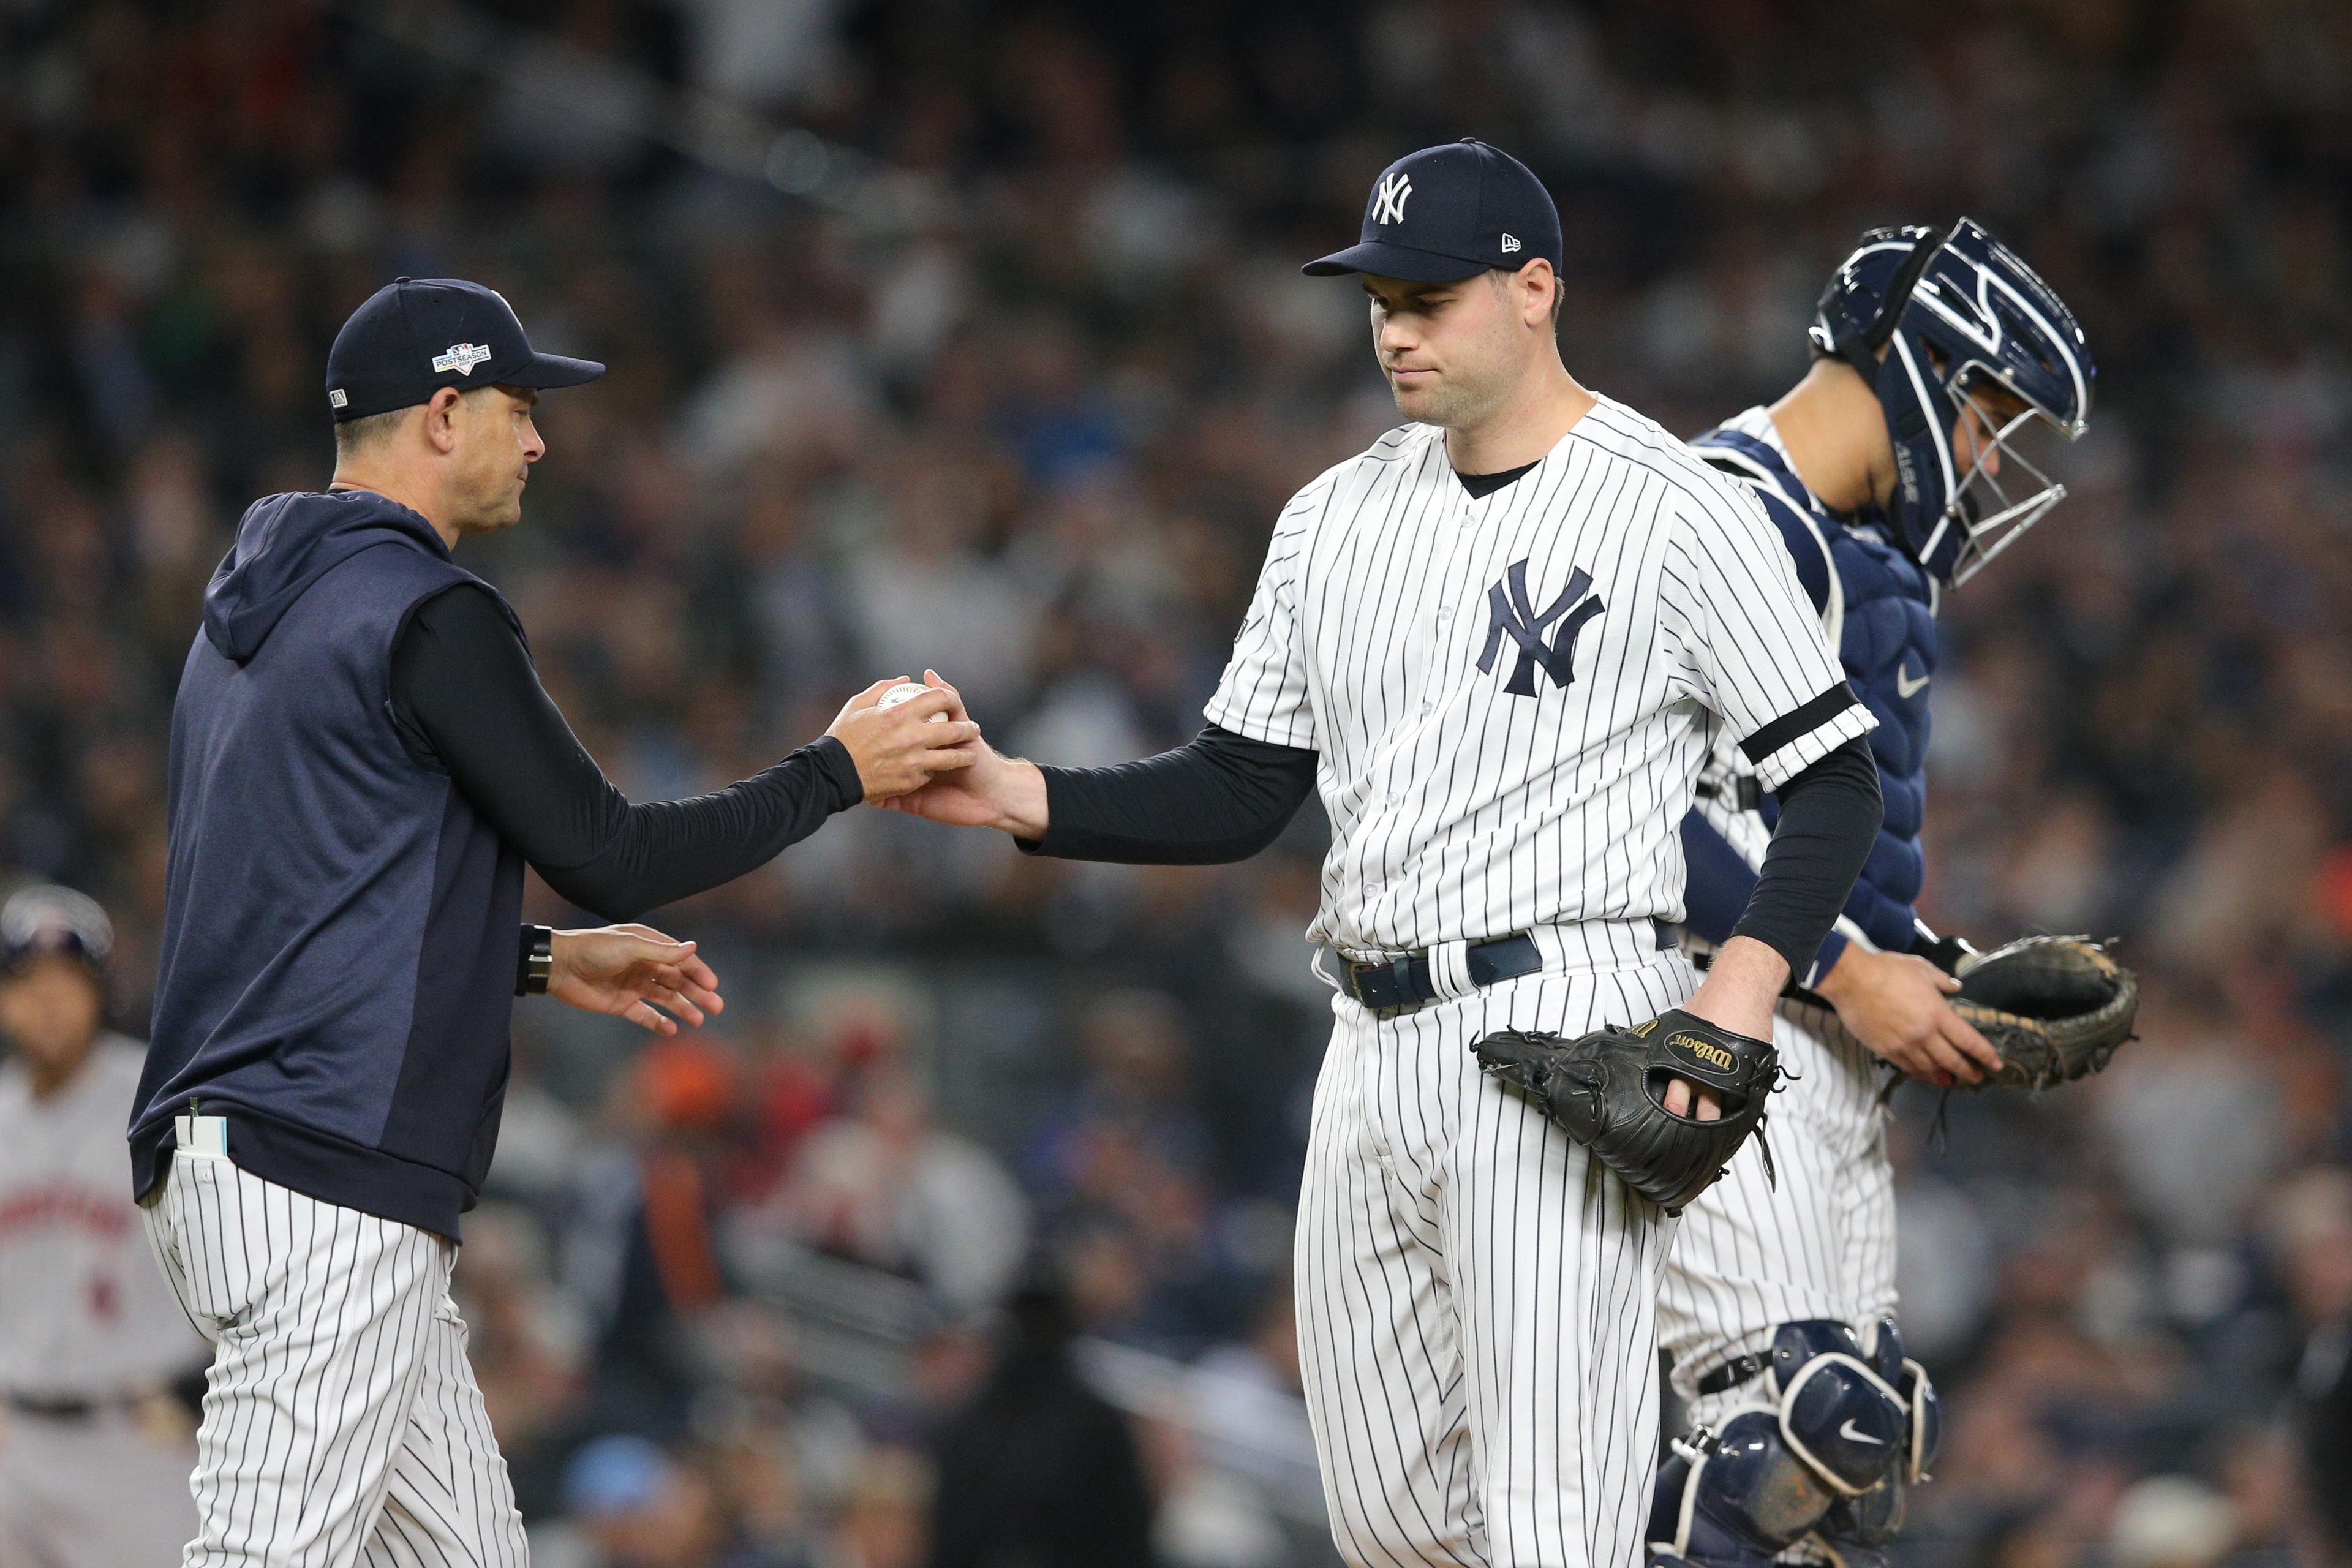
[
  {"xmin": 0, "ymin": 884, "xmax": 114, "ymax": 978},
  {"xmin": 1811, "ymin": 219, "xmax": 2094, "ymax": 584}
]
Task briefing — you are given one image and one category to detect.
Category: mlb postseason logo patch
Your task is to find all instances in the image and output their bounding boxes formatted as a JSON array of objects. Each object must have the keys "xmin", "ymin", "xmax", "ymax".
[{"xmin": 432, "ymin": 342, "xmax": 493, "ymax": 376}]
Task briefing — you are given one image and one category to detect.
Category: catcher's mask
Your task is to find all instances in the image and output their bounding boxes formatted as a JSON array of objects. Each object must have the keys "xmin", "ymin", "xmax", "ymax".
[{"xmin": 1811, "ymin": 218, "xmax": 2094, "ymax": 586}]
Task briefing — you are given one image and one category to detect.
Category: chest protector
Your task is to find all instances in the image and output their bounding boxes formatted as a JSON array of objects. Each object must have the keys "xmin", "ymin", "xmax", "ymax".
[{"xmin": 1693, "ymin": 426, "xmax": 1936, "ymax": 955}]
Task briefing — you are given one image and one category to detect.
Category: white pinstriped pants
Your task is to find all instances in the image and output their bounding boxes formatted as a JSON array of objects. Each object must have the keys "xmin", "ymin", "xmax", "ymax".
[
  {"xmin": 1297, "ymin": 944, "xmax": 1696, "ymax": 1568},
  {"xmin": 138, "ymin": 1148, "xmax": 527, "ymax": 1568},
  {"xmin": 1656, "ymin": 1001, "xmax": 1898, "ymax": 1427}
]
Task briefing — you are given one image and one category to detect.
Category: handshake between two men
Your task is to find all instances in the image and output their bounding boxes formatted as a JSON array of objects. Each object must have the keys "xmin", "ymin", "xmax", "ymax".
[
  {"xmin": 821, "ymin": 671, "xmax": 1046, "ymax": 835},
  {"xmin": 535, "ymin": 671, "xmax": 1022, "ymax": 1046}
]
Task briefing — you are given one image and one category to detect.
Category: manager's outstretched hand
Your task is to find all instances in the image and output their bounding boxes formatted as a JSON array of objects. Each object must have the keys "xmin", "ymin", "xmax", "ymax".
[
  {"xmin": 873, "ymin": 671, "xmax": 1049, "ymax": 836},
  {"xmin": 549, "ymin": 924, "xmax": 724, "ymax": 1035},
  {"xmin": 826, "ymin": 677, "xmax": 985, "ymax": 802}
]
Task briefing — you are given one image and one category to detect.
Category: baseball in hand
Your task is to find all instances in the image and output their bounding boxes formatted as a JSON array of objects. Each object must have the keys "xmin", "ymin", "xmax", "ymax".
[{"xmin": 877, "ymin": 680, "xmax": 948, "ymax": 720}]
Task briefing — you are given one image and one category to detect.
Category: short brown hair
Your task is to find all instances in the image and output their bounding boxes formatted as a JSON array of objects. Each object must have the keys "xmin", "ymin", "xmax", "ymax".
[
  {"xmin": 331, "ymin": 407, "xmax": 408, "ymax": 456},
  {"xmin": 1488, "ymin": 266, "xmax": 1567, "ymax": 322}
]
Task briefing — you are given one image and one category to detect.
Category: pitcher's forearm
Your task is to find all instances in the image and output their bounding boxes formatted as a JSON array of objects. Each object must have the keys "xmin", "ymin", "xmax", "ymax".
[
  {"xmin": 1013, "ymin": 727, "xmax": 1318, "ymax": 863},
  {"xmin": 990, "ymin": 758, "xmax": 1052, "ymax": 840},
  {"xmin": 1681, "ymin": 935, "xmax": 1789, "ymax": 1041},
  {"xmin": 1729, "ymin": 734, "xmax": 1881, "ymax": 979}
]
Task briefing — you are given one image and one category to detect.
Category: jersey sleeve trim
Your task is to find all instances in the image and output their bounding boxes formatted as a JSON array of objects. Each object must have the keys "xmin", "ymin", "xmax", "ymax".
[
  {"xmin": 1200, "ymin": 693, "xmax": 1316, "ymax": 748},
  {"xmin": 1740, "ymin": 684, "xmax": 1877, "ymax": 791}
]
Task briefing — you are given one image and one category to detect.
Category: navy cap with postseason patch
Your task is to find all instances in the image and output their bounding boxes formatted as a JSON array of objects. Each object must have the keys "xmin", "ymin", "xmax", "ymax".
[
  {"xmin": 324, "ymin": 277, "xmax": 604, "ymax": 423},
  {"xmin": 1304, "ymin": 138, "xmax": 1564, "ymax": 283}
]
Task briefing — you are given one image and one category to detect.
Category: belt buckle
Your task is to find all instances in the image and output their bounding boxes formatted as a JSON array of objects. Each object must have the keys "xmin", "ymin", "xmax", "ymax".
[
  {"xmin": 1343, "ymin": 950, "xmax": 1425, "ymax": 1016},
  {"xmin": 1381, "ymin": 954, "xmax": 1416, "ymax": 1001}
]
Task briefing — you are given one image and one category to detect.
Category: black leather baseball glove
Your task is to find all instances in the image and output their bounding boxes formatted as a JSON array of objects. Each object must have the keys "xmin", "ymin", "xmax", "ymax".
[
  {"xmin": 1472, "ymin": 1008, "xmax": 1782, "ymax": 1214},
  {"xmin": 1946, "ymin": 934, "xmax": 2138, "ymax": 1091}
]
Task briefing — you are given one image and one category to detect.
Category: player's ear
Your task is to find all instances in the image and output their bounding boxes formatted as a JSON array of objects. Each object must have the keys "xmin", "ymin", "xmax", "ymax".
[
  {"xmin": 1518, "ymin": 260, "xmax": 1556, "ymax": 330},
  {"xmin": 421, "ymin": 387, "xmax": 465, "ymax": 455}
]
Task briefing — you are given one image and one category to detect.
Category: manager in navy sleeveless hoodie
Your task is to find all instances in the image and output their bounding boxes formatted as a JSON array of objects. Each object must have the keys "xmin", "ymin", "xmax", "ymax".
[
  {"xmin": 140, "ymin": 488, "xmax": 532, "ymax": 1232},
  {"xmin": 129, "ymin": 277, "xmax": 981, "ymax": 1567}
]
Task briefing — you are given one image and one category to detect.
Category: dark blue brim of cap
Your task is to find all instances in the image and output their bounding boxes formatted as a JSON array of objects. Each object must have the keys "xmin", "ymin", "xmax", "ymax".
[
  {"xmin": 1302, "ymin": 241, "xmax": 1492, "ymax": 282},
  {"xmin": 507, "ymin": 351, "xmax": 606, "ymax": 388}
]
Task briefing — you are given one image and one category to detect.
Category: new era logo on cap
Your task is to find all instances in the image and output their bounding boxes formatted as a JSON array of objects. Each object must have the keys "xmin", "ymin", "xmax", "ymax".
[{"xmin": 432, "ymin": 343, "xmax": 493, "ymax": 377}]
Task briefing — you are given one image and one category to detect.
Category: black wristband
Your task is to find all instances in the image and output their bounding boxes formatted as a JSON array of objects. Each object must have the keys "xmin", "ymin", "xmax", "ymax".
[{"xmin": 518, "ymin": 924, "xmax": 554, "ymax": 995}]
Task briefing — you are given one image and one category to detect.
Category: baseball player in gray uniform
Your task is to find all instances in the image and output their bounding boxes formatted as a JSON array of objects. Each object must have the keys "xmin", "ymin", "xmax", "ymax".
[
  {"xmin": 0, "ymin": 886, "xmax": 205, "ymax": 1568},
  {"xmin": 883, "ymin": 140, "xmax": 1886, "ymax": 1568}
]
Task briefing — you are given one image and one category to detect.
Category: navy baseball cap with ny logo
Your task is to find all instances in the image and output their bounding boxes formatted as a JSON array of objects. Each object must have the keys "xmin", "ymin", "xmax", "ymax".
[
  {"xmin": 325, "ymin": 277, "xmax": 604, "ymax": 423},
  {"xmin": 1304, "ymin": 138, "xmax": 1564, "ymax": 283}
]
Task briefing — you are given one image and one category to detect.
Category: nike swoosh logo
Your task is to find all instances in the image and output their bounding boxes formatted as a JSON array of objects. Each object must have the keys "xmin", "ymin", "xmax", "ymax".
[
  {"xmin": 1895, "ymin": 664, "xmax": 1929, "ymax": 699},
  {"xmin": 1839, "ymin": 1419, "xmax": 1885, "ymax": 1445}
]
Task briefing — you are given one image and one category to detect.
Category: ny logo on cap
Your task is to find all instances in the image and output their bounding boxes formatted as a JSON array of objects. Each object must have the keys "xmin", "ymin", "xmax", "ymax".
[
  {"xmin": 1372, "ymin": 172, "xmax": 1413, "ymax": 226},
  {"xmin": 432, "ymin": 342, "xmax": 492, "ymax": 376}
]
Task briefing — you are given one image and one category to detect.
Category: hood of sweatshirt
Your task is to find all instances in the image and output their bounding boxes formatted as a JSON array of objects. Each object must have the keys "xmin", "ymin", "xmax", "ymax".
[{"xmin": 203, "ymin": 489, "xmax": 450, "ymax": 663}]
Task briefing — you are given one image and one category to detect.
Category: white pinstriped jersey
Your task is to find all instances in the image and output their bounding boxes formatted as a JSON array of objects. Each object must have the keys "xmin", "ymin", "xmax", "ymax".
[{"xmin": 1205, "ymin": 394, "xmax": 1875, "ymax": 956}]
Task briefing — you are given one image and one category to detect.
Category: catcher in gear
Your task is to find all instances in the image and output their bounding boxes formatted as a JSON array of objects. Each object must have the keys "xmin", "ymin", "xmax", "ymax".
[{"xmin": 1655, "ymin": 219, "xmax": 2120, "ymax": 1568}]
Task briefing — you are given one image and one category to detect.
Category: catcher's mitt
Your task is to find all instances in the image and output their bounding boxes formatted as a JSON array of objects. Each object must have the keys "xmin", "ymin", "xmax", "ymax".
[
  {"xmin": 1947, "ymin": 935, "xmax": 2138, "ymax": 1090},
  {"xmin": 1472, "ymin": 1009, "xmax": 1782, "ymax": 1214}
]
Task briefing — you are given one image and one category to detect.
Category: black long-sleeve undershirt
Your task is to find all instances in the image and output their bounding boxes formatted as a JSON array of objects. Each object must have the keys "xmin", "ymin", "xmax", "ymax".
[
  {"xmin": 1727, "ymin": 735, "xmax": 1882, "ymax": 980},
  {"xmin": 1022, "ymin": 726, "xmax": 1319, "ymax": 863},
  {"xmin": 388, "ymin": 582, "xmax": 862, "ymax": 922},
  {"xmin": 1025, "ymin": 723, "xmax": 1879, "ymax": 981}
]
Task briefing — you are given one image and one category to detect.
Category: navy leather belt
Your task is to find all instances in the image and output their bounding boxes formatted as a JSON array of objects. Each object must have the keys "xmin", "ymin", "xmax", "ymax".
[
  {"xmin": 1695, "ymin": 1352, "xmax": 1771, "ymax": 1397},
  {"xmin": 1338, "ymin": 932, "xmax": 1542, "ymax": 1012},
  {"xmin": 1338, "ymin": 921, "xmax": 1683, "ymax": 1013}
]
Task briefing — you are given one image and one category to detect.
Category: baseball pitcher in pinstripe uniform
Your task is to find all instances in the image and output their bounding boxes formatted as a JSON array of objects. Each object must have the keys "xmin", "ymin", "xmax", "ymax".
[{"xmin": 883, "ymin": 141, "xmax": 1887, "ymax": 1568}]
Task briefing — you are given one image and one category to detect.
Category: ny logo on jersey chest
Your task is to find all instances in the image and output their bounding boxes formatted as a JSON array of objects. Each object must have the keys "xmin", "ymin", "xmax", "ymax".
[{"xmin": 1476, "ymin": 559, "xmax": 1605, "ymax": 697}]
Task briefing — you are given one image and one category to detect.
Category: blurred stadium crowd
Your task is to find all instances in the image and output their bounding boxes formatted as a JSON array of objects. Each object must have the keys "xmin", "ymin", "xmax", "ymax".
[{"xmin": 3, "ymin": 0, "xmax": 2351, "ymax": 1564}]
